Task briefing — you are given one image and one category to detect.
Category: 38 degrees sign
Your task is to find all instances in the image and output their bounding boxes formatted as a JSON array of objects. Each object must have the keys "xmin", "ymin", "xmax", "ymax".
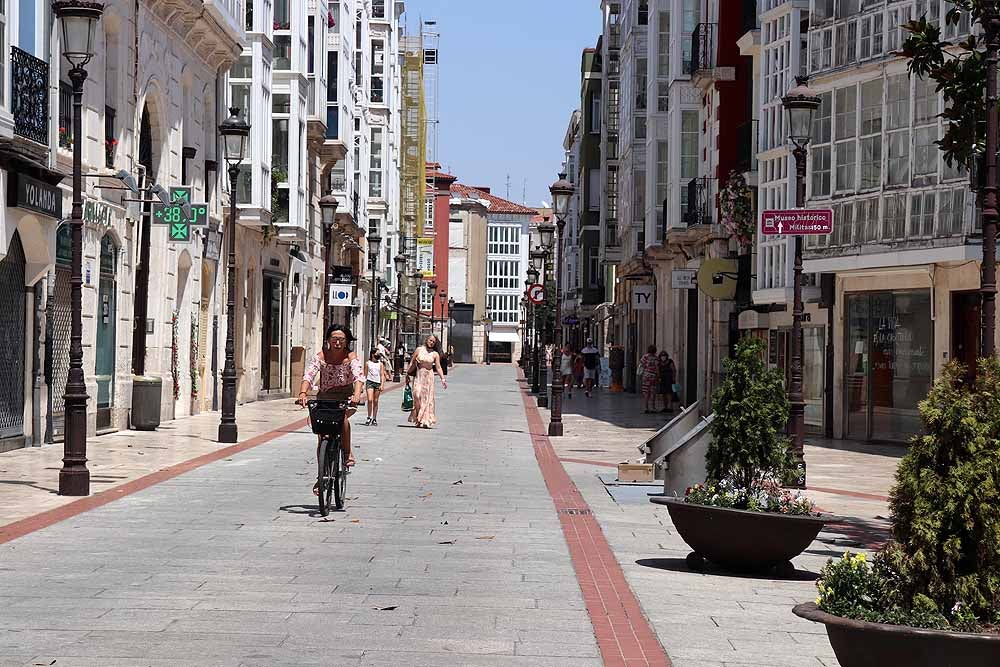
[
  {"xmin": 153, "ymin": 187, "xmax": 209, "ymax": 242},
  {"xmin": 761, "ymin": 209, "xmax": 833, "ymax": 236}
]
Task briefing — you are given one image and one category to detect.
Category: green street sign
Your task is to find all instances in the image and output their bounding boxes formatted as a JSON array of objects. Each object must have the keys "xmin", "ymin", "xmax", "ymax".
[
  {"xmin": 169, "ymin": 221, "xmax": 190, "ymax": 242},
  {"xmin": 152, "ymin": 186, "xmax": 208, "ymax": 226}
]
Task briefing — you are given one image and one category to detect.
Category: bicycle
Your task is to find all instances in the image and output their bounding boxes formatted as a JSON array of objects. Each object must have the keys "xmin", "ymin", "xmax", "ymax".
[{"xmin": 306, "ymin": 399, "xmax": 352, "ymax": 516}]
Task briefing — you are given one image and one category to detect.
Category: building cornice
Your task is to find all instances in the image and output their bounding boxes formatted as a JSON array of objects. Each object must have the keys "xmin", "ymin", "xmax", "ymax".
[{"xmin": 145, "ymin": 0, "xmax": 245, "ymax": 71}]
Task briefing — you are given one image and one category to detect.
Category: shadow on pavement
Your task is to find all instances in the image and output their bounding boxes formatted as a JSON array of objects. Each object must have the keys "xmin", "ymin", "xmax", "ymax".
[
  {"xmin": 635, "ymin": 557, "xmax": 820, "ymax": 582},
  {"xmin": 278, "ymin": 504, "xmax": 326, "ymax": 518},
  {"xmin": 806, "ymin": 437, "xmax": 906, "ymax": 459}
]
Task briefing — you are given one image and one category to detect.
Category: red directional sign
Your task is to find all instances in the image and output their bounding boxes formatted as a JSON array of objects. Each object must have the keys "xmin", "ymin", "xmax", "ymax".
[{"xmin": 761, "ymin": 209, "xmax": 833, "ymax": 236}]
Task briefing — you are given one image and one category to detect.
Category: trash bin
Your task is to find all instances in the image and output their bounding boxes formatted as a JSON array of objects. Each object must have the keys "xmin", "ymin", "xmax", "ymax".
[
  {"xmin": 131, "ymin": 375, "xmax": 162, "ymax": 431},
  {"xmin": 609, "ymin": 345, "xmax": 625, "ymax": 393}
]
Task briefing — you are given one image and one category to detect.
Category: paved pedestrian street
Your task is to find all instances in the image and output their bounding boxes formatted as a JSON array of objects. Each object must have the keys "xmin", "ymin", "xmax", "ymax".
[{"xmin": 0, "ymin": 365, "xmax": 894, "ymax": 666}]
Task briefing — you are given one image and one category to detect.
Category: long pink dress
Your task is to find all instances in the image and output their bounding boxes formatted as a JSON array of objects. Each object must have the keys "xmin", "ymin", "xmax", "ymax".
[{"xmin": 408, "ymin": 347, "xmax": 439, "ymax": 427}]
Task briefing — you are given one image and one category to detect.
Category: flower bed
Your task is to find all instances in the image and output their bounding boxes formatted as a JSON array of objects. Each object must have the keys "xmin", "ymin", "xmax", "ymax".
[{"xmin": 685, "ymin": 478, "xmax": 816, "ymax": 516}]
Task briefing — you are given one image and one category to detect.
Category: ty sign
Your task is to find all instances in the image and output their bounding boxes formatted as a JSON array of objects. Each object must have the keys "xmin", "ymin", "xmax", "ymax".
[
  {"xmin": 632, "ymin": 285, "xmax": 654, "ymax": 311},
  {"xmin": 761, "ymin": 209, "xmax": 833, "ymax": 236}
]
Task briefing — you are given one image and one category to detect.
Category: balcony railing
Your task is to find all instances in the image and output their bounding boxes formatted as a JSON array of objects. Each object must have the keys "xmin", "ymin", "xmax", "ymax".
[
  {"xmin": 684, "ymin": 177, "xmax": 715, "ymax": 226},
  {"xmin": 690, "ymin": 23, "xmax": 717, "ymax": 76},
  {"xmin": 11, "ymin": 47, "xmax": 49, "ymax": 146}
]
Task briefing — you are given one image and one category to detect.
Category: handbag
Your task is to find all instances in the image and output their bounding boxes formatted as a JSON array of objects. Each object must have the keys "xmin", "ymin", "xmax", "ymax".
[{"xmin": 401, "ymin": 385, "xmax": 414, "ymax": 412}]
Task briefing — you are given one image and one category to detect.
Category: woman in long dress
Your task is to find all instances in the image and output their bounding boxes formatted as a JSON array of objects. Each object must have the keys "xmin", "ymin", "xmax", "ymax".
[{"xmin": 405, "ymin": 334, "xmax": 448, "ymax": 428}]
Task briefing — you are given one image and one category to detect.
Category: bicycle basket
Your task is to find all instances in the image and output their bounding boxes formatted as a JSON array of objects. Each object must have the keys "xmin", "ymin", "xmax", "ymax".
[{"xmin": 307, "ymin": 400, "xmax": 348, "ymax": 435}]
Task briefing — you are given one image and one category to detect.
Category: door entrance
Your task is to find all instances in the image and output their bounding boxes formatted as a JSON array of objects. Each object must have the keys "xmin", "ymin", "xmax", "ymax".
[
  {"xmin": 95, "ymin": 235, "xmax": 117, "ymax": 430},
  {"xmin": 261, "ymin": 275, "xmax": 284, "ymax": 393},
  {"xmin": 844, "ymin": 290, "xmax": 932, "ymax": 442},
  {"xmin": 0, "ymin": 233, "xmax": 26, "ymax": 446},
  {"xmin": 951, "ymin": 291, "xmax": 980, "ymax": 384}
]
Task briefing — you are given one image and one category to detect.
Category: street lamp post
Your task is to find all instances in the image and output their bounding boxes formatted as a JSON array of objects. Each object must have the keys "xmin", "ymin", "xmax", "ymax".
[
  {"xmin": 983, "ymin": 8, "xmax": 1000, "ymax": 357},
  {"xmin": 428, "ymin": 280, "xmax": 438, "ymax": 345},
  {"xmin": 518, "ymin": 296, "xmax": 529, "ymax": 368},
  {"xmin": 528, "ymin": 257, "xmax": 543, "ymax": 395},
  {"xmin": 393, "ymin": 253, "xmax": 406, "ymax": 381},
  {"xmin": 782, "ymin": 77, "xmax": 821, "ymax": 487},
  {"xmin": 54, "ymin": 0, "xmax": 103, "ymax": 496},
  {"xmin": 411, "ymin": 271, "xmax": 423, "ymax": 340},
  {"xmin": 483, "ymin": 311, "xmax": 492, "ymax": 365},
  {"xmin": 438, "ymin": 290, "xmax": 447, "ymax": 346},
  {"xmin": 547, "ymin": 174, "xmax": 574, "ymax": 437},
  {"xmin": 367, "ymin": 234, "xmax": 381, "ymax": 351},
  {"xmin": 536, "ymin": 223, "xmax": 555, "ymax": 409},
  {"xmin": 525, "ymin": 272, "xmax": 537, "ymax": 385},
  {"xmin": 217, "ymin": 107, "xmax": 251, "ymax": 444},
  {"xmin": 319, "ymin": 195, "xmax": 339, "ymax": 334},
  {"xmin": 448, "ymin": 297, "xmax": 455, "ymax": 356}
]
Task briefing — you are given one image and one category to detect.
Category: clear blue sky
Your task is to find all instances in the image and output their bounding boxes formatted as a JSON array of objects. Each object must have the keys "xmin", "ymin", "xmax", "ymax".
[{"xmin": 402, "ymin": 1, "xmax": 602, "ymax": 207}]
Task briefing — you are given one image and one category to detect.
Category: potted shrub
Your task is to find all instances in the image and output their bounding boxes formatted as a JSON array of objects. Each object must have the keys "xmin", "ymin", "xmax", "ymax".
[
  {"xmin": 651, "ymin": 337, "xmax": 826, "ymax": 573},
  {"xmin": 794, "ymin": 360, "xmax": 1000, "ymax": 666}
]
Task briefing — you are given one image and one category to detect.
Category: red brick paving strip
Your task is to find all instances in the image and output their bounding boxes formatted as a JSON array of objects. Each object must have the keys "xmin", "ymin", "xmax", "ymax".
[
  {"xmin": 808, "ymin": 485, "xmax": 890, "ymax": 503},
  {"xmin": 0, "ymin": 384, "xmax": 401, "ymax": 546},
  {"xmin": 518, "ymin": 379, "xmax": 672, "ymax": 667},
  {"xmin": 560, "ymin": 457, "xmax": 619, "ymax": 469}
]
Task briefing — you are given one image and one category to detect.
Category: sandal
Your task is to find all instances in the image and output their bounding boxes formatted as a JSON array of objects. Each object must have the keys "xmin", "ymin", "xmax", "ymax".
[{"xmin": 312, "ymin": 482, "xmax": 320, "ymax": 496}]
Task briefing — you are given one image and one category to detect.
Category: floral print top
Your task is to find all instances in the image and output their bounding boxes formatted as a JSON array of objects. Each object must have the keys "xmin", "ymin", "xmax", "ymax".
[{"xmin": 302, "ymin": 352, "xmax": 364, "ymax": 391}]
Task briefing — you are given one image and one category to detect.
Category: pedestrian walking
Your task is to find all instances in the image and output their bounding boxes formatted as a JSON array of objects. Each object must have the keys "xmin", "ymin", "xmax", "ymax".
[
  {"xmin": 640, "ymin": 345, "xmax": 660, "ymax": 413},
  {"xmin": 364, "ymin": 348, "xmax": 390, "ymax": 426},
  {"xmin": 658, "ymin": 351, "xmax": 676, "ymax": 414},
  {"xmin": 580, "ymin": 338, "xmax": 600, "ymax": 398},
  {"xmin": 405, "ymin": 334, "xmax": 448, "ymax": 429},
  {"xmin": 559, "ymin": 344, "xmax": 575, "ymax": 398},
  {"xmin": 572, "ymin": 352, "xmax": 585, "ymax": 389},
  {"xmin": 297, "ymin": 324, "xmax": 365, "ymax": 493}
]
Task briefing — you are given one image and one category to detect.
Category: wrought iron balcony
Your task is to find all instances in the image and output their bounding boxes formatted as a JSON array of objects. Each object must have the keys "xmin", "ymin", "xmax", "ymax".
[
  {"xmin": 11, "ymin": 47, "xmax": 49, "ymax": 146},
  {"xmin": 691, "ymin": 23, "xmax": 716, "ymax": 75},
  {"xmin": 684, "ymin": 177, "xmax": 714, "ymax": 227}
]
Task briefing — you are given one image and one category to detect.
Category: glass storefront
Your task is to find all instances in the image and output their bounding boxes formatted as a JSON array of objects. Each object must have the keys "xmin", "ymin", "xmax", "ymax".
[
  {"xmin": 845, "ymin": 290, "xmax": 932, "ymax": 442},
  {"xmin": 767, "ymin": 326, "xmax": 826, "ymax": 433}
]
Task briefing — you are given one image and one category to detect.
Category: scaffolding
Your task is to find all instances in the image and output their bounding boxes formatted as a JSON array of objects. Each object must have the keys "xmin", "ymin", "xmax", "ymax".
[{"xmin": 400, "ymin": 34, "xmax": 427, "ymax": 238}]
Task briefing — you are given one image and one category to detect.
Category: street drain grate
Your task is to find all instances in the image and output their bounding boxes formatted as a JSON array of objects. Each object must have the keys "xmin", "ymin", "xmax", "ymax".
[{"xmin": 559, "ymin": 508, "xmax": 592, "ymax": 516}]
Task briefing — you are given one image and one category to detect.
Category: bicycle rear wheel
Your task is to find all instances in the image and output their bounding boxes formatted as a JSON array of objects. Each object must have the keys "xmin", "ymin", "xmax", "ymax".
[
  {"xmin": 333, "ymin": 437, "xmax": 346, "ymax": 510},
  {"xmin": 317, "ymin": 436, "xmax": 335, "ymax": 517}
]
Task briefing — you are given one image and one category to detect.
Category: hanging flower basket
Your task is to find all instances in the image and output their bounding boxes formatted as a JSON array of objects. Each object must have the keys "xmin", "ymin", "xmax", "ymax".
[{"xmin": 719, "ymin": 170, "xmax": 754, "ymax": 250}]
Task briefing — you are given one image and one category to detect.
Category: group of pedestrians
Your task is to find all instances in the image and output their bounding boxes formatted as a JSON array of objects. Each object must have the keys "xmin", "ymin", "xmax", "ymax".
[
  {"xmin": 558, "ymin": 339, "xmax": 602, "ymax": 399},
  {"xmin": 640, "ymin": 346, "xmax": 679, "ymax": 414}
]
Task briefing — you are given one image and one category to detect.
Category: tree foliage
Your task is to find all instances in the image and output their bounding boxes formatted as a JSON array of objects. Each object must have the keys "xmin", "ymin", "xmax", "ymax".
[
  {"xmin": 706, "ymin": 337, "xmax": 791, "ymax": 506},
  {"xmin": 901, "ymin": 2, "xmax": 993, "ymax": 171},
  {"xmin": 888, "ymin": 359, "xmax": 1000, "ymax": 626}
]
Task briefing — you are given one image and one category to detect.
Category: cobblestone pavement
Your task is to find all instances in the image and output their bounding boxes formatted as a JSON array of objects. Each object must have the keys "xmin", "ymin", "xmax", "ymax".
[
  {"xmin": 0, "ymin": 366, "xmax": 901, "ymax": 666},
  {"xmin": 534, "ymin": 378, "xmax": 901, "ymax": 667},
  {"xmin": 0, "ymin": 367, "xmax": 606, "ymax": 666}
]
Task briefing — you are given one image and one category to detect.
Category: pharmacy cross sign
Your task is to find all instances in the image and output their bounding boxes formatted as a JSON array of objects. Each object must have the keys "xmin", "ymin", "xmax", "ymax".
[
  {"xmin": 761, "ymin": 209, "xmax": 834, "ymax": 236},
  {"xmin": 153, "ymin": 186, "xmax": 209, "ymax": 243}
]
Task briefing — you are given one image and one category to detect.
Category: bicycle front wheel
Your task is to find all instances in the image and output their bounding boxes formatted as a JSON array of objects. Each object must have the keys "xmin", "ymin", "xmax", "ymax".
[
  {"xmin": 317, "ymin": 436, "xmax": 335, "ymax": 517},
  {"xmin": 333, "ymin": 437, "xmax": 346, "ymax": 510}
]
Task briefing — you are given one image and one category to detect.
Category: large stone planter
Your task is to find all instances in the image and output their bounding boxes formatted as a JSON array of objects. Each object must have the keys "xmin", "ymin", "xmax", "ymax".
[
  {"xmin": 793, "ymin": 602, "xmax": 1000, "ymax": 667},
  {"xmin": 650, "ymin": 496, "xmax": 827, "ymax": 573}
]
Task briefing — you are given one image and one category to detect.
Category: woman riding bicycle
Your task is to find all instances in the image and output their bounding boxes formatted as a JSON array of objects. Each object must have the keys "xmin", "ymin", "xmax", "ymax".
[{"xmin": 297, "ymin": 324, "xmax": 364, "ymax": 490}]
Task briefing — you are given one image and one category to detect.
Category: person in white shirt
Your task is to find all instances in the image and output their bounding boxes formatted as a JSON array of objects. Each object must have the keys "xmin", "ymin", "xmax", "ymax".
[
  {"xmin": 364, "ymin": 348, "xmax": 390, "ymax": 426},
  {"xmin": 580, "ymin": 339, "xmax": 601, "ymax": 398}
]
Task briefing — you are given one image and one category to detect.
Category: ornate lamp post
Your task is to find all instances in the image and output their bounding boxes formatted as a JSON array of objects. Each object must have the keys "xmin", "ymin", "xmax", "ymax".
[
  {"xmin": 319, "ymin": 195, "xmax": 339, "ymax": 334},
  {"xmin": 518, "ymin": 296, "xmax": 529, "ymax": 368},
  {"xmin": 547, "ymin": 174, "xmax": 574, "ymax": 437},
  {"xmin": 528, "ymin": 256, "xmax": 543, "ymax": 396},
  {"xmin": 536, "ymin": 222, "xmax": 555, "ymax": 408},
  {"xmin": 782, "ymin": 77, "xmax": 821, "ymax": 487},
  {"xmin": 438, "ymin": 290, "xmax": 447, "ymax": 345},
  {"xmin": 483, "ymin": 310, "xmax": 493, "ymax": 365},
  {"xmin": 393, "ymin": 252, "xmax": 406, "ymax": 381},
  {"xmin": 411, "ymin": 270, "xmax": 423, "ymax": 338},
  {"xmin": 54, "ymin": 0, "xmax": 103, "ymax": 496},
  {"xmin": 448, "ymin": 296, "xmax": 456, "ymax": 356},
  {"xmin": 428, "ymin": 279, "xmax": 438, "ymax": 344},
  {"xmin": 216, "ymin": 107, "xmax": 251, "ymax": 444},
  {"xmin": 983, "ymin": 8, "xmax": 1000, "ymax": 357},
  {"xmin": 367, "ymin": 233, "xmax": 381, "ymax": 350}
]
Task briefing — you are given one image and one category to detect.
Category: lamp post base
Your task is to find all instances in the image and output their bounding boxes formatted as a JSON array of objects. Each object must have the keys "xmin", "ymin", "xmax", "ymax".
[
  {"xmin": 547, "ymin": 422, "xmax": 563, "ymax": 437},
  {"xmin": 58, "ymin": 468, "xmax": 90, "ymax": 496},
  {"xmin": 537, "ymin": 395, "xmax": 548, "ymax": 409},
  {"xmin": 218, "ymin": 422, "xmax": 238, "ymax": 444}
]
